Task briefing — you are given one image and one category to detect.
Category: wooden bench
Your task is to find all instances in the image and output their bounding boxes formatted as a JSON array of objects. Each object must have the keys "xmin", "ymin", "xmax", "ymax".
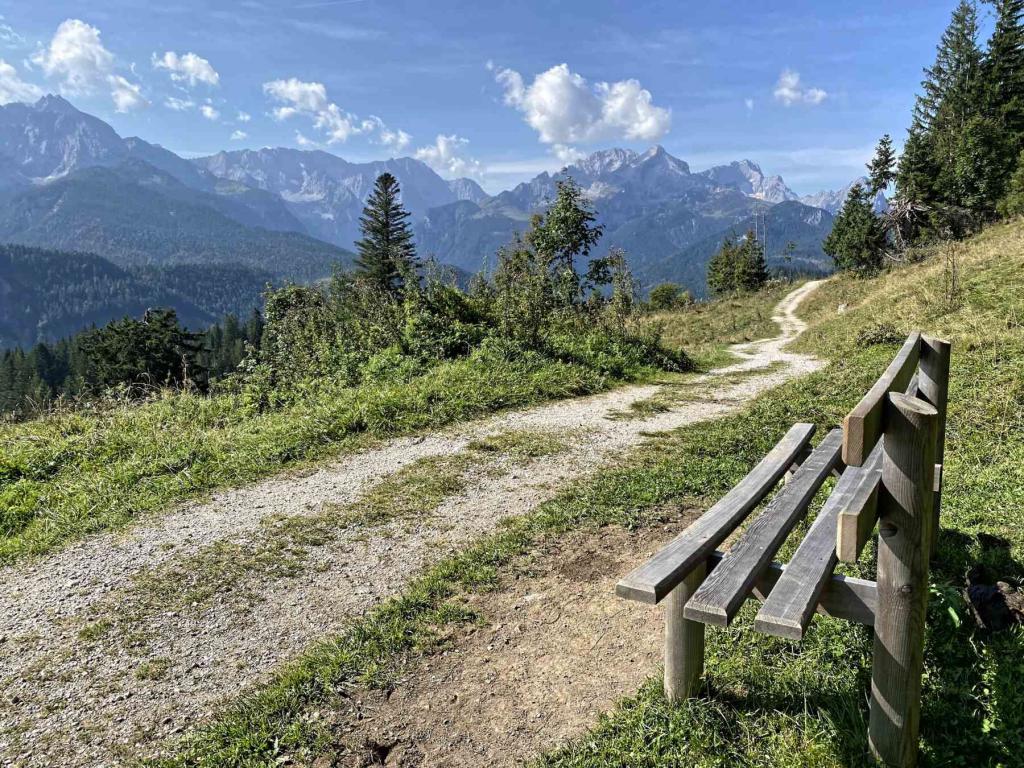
[{"xmin": 617, "ymin": 333, "xmax": 951, "ymax": 768}]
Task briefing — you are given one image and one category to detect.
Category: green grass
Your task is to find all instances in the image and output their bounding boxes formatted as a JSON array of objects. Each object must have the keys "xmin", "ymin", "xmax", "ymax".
[
  {"xmin": 0, "ymin": 351, "xmax": 620, "ymax": 563},
  {"xmin": 540, "ymin": 223, "xmax": 1024, "ymax": 767},
  {"xmin": 156, "ymin": 219, "xmax": 1023, "ymax": 767},
  {"xmin": 648, "ymin": 282, "xmax": 795, "ymax": 368}
]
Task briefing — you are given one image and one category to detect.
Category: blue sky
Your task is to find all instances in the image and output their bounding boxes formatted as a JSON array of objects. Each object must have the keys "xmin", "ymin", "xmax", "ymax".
[{"xmin": 0, "ymin": 1, "xmax": 985, "ymax": 194}]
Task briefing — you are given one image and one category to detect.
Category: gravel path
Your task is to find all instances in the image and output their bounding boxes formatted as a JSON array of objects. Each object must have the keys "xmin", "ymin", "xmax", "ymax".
[{"xmin": 0, "ymin": 281, "xmax": 822, "ymax": 767}]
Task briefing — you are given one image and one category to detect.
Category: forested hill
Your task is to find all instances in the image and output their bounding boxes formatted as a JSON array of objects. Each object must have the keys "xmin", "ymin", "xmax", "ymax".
[
  {"xmin": 0, "ymin": 160, "xmax": 354, "ymax": 282},
  {"xmin": 0, "ymin": 244, "xmax": 271, "ymax": 349}
]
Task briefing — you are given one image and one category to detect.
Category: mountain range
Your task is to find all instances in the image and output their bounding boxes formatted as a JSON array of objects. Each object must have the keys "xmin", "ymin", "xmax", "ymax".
[{"xmin": 0, "ymin": 94, "xmax": 868, "ymax": 346}]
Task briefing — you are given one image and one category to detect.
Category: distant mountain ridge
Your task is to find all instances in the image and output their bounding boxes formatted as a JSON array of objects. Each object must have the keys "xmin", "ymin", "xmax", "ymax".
[{"xmin": 0, "ymin": 95, "xmax": 871, "ymax": 301}]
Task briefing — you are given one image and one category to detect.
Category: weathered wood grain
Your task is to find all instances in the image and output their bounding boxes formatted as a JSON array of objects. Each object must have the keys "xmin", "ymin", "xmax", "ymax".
[
  {"xmin": 868, "ymin": 393, "xmax": 937, "ymax": 768},
  {"xmin": 616, "ymin": 422, "xmax": 816, "ymax": 605},
  {"xmin": 754, "ymin": 442, "xmax": 883, "ymax": 639},
  {"xmin": 843, "ymin": 332, "xmax": 921, "ymax": 467},
  {"xmin": 704, "ymin": 549, "xmax": 876, "ymax": 627},
  {"xmin": 836, "ymin": 443, "xmax": 885, "ymax": 563},
  {"xmin": 683, "ymin": 428, "xmax": 844, "ymax": 627},
  {"xmin": 918, "ymin": 336, "xmax": 951, "ymax": 556},
  {"xmin": 663, "ymin": 561, "xmax": 706, "ymax": 702}
]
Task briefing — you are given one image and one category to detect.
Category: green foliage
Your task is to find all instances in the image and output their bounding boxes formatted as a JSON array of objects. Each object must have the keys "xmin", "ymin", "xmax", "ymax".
[
  {"xmin": 867, "ymin": 133, "xmax": 897, "ymax": 195},
  {"xmin": 894, "ymin": 0, "xmax": 1024, "ymax": 235},
  {"xmin": 353, "ymin": 172, "xmax": 418, "ymax": 297},
  {"xmin": 647, "ymin": 282, "xmax": 690, "ymax": 311},
  {"xmin": 997, "ymin": 149, "xmax": 1024, "ymax": 216},
  {"xmin": 823, "ymin": 183, "xmax": 887, "ymax": 272},
  {"xmin": 77, "ymin": 309, "xmax": 205, "ymax": 392},
  {"xmin": 706, "ymin": 229, "xmax": 770, "ymax": 296},
  {"xmin": 526, "ymin": 178, "xmax": 604, "ymax": 294}
]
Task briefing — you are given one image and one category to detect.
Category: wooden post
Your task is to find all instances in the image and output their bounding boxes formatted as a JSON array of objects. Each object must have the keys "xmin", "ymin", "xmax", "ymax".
[
  {"xmin": 664, "ymin": 561, "xmax": 706, "ymax": 702},
  {"xmin": 917, "ymin": 336, "xmax": 951, "ymax": 556},
  {"xmin": 869, "ymin": 393, "xmax": 938, "ymax": 768}
]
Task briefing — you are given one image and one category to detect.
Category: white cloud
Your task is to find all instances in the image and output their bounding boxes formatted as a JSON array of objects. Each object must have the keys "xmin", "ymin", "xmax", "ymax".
[
  {"xmin": 494, "ymin": 63, "xmax": 670, "ymax": 145},
  {"xmin": 230, "ymin": 129, "xmax": 247, "ymax": 141},
  {"xmin": 0, "ymin": 16, "xmax": 26, "ymax": 47},
  {"xmin": 200, "ymin": 103, "xmax": 220, "ymax": 120},
  {"xmin": 745, "ymin": 98, "xmax": 754, "ymax": 111},
  {"xmin": 31, "ymin": 19, "xmax": 146, "ymax": 111},
  {"xmin": 0, "ymin": 58, "xmax": 42, "ymax": 104},
  {"xmin": 362, "ymin": 115, "xmax": 410, "ymax": 151},
  {"xmin": 773, "ymin": 69, "xmax": 827, "ymax": 107},
  {"xmin": 263, "ymin": 77, "xmax": 409, "ymax": 148},
  {"xmin": 109, "ymin": 74, "xmax": 147, "ymax": 112},
  {"xmin": 152, "ymin": 51, "xmax": 219, "ymax": 87},
  {"xmin": 236, "ymin": 110, "xmax": 251, "ymax": 122},
  {"xmin": 414, "ymin": 134, "xmax": 483, "ymax": 179},
  {"xmin": 552, "ymin": 144, "xmax": 584, "ymax": 164},
  {"xmin": 294, "ymin": 130, "xmax": 317, "ymax": 147},
  {"xmin": 164, "ymin": 95, "xmax": 194, "ymax": 111}
]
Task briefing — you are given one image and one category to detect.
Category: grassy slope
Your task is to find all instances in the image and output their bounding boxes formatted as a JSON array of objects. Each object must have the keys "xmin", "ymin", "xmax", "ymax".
[
  {"xmin": 0, "ymin": 354, "xmax": 620, "ymax": 563},
  {"xmin": 540, "ymin": 223, "xmax": 1024, "ymax": 767},
  {"xmin": 649, "ymin": 282, "xmax": 795, "ymax": 368}
]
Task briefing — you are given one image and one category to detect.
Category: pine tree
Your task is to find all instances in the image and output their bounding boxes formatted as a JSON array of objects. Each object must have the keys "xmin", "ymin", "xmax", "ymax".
[
  {"xmin": 823, "ymin": 183, "xmax": 887, "ymax": 272},
  {"xmin": 707, "ymin": 235, "xmax": 740, "ymax": 296},
  {"xmin": 986, "ymin": 0, "xmax": 1024, "ymax": 144},
  {"xmin": 914, "ymin": 1, "xmax": 984, "ymax": 136},
  {"xmin": 867, "ymin": 134, "xmax": 897, "ymax": 195},
  {"xmin": 735, "ymin": 229, "xmax": 770, "ymax": 291},
  {"xmin": 354, "ymin": 172, "xmax": 418, "ymax": 296},
  {"xmin": 896, "ymin": 125, "xmax": 938, "ymax": 205}
]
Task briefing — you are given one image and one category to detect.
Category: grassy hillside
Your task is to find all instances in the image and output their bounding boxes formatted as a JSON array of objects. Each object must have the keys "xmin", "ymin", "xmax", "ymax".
[
  {"xmin": 157, "ymin": 220, "xmax": 1022, "ymax": 766},
  {"xmin": 539, "ymin": 222, "xmax": 1024, "ymax": 766}
]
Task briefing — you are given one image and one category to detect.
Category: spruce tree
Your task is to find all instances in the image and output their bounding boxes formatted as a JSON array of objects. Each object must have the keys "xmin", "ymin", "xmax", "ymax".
[
  {"xmin": 735, "ymin": 229, "xmax": 770, "ymax": 291},
  {"xmin": 706, "ymin": 235, "xmax": 740, "ymax": 296},
  {"xmin": 823, "ymin": 183, "xmax": 887, "ymax": 272},
  {"xmin": 986, "ymin": 0, "xmax": 1024, "ymax": 145},
  {"xmin": 354, "ymin": 172, "xmax": 418, "ymax": 296},
  {"xmin": 867, "ymin": 134, "xmax": 897, "ymax": 195}
]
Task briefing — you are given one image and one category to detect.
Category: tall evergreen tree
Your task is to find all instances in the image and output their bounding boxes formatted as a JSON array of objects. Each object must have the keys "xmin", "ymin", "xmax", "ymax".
[
  {"xmin": 735, "ymin": 229, "xmax": 770, "ymax": 291},
  {"xmin": 706, "ymin": 235, "xmax": 741, "ymax": 297},
  {"xmin": 867, "ymin": 134, "xmax": 897, "ymax": 195},
  {"xmin": 823, "ymin": 183, "xmax": 887, "ymax": 272},
  {"xmin": 354, "ymin": 172, "xmax": 418, "ymax": 296},
  {"xmin": 986, "ymin": 0, "xmax": 1024, "ymax": 144}
]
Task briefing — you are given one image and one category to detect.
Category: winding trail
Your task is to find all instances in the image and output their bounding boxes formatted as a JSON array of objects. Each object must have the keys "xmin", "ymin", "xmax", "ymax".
[{"xmin": 0, "ymin": 281, "xmax": 822, "ymax": 767}]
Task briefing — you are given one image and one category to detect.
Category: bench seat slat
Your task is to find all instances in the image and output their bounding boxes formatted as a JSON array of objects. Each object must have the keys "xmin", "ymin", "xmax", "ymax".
[
  {"xmin": 616, "ymin": 422, "xmax": 816, "ymax": 605},
  {"xmin": 754, "ymin": 443, "xmax": 884, "ymax": 639},
  {"xmin": 683, "ymin": 428, "xmax": 845, "ymax": 627},
  {"xmin": 843, "ymin": 332, "xmax": 921, "ymax": 466}
]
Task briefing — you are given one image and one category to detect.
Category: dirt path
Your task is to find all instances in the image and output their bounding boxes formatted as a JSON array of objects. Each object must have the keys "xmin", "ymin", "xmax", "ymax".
[{"xmin": 0, "ymin": 282, "xmax": 822, "ymax": 767}]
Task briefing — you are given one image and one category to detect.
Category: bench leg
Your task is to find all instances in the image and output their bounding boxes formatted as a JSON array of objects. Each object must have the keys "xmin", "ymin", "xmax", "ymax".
[
  {"xmin": 664, "ymin": 561, "xmax": 706, "ymax": 702},
  {"xmin": 869, "ymin": 393, "xmax": 937, "ymax": 767}
]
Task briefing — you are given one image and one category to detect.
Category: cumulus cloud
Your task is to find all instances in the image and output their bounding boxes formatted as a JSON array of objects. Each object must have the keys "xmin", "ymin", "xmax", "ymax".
[
  {"xmin": 109, "ymin": 74, "xmax": 146, "ymax": 112},
  {"xmin": 31, "ymin": 19, "xmax": 146, "ymax": 111},
  {"xmin": 230, "ymin": 129, "xmax": 247, "ymax": 141},
  {"xmin": 494, "ymin": 63, "xmax": 670, "ymax": 146},
  {"xmin": 236, "ymin": 110, "xmax": 251, "ymax": 122},
  {"xmin": 152, "ymin": 51, "xmax": 219, "ymax": 87},
  {"xmin": 294, "ymin": 130, "xmax": 317, "ymax": 147},
  {"xmin": 0, "ymin": 58, "xmax": 43, "ymax": 104},
  {"xmin": 200, "ymin": 102, "xmax": 220, "ymax": 121},
  {"xmin": 414, "ymin": 134, "xmax": 483, "ymax": 179},
  {"xmin": 263, "ymin": 77, "xmax": 409, "ymax": 149},
  {"xmin": 745, "ymin": 98, "xmax": 755, "ymax": 111},
  {"xmin": 773, "ymin": 69, "xmax": 827, "ymax": 106},
  {"xmin": 552, "ymin": 144, "xmax": 585, "ymax": 164}
]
